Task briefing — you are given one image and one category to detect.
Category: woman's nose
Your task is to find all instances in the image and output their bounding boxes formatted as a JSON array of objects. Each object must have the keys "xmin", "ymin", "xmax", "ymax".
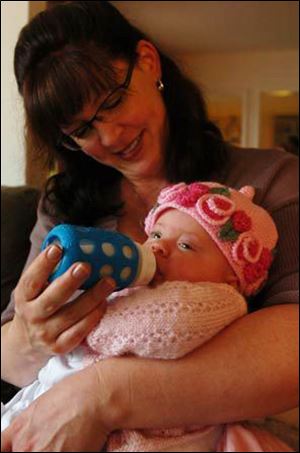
[
  {"xmin": 94, "ymin": 121, "xmax": 124, "ymax": 149},
  {"xmin": 151, "ymin": 241, "xmax": 169, "ymax": 257}
]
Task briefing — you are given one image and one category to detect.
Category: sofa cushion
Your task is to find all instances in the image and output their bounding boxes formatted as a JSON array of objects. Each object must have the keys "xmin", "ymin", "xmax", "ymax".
[
  {"xmin": 1, "ymin": 186, "xmax": 40, "ymax": 402},
  {"xmin": 1, "ymin": 186, "xmax": 40, "ymax": 312}
]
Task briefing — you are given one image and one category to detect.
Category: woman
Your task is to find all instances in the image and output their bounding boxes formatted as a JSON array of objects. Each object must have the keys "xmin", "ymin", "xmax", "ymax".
[{"xmin": 1, "ymin": 2, "xmax": 298, "ymax": 451}]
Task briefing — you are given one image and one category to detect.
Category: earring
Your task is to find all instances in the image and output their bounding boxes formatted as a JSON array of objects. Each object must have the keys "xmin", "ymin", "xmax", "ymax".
[{"xmin": 156, "ymin": 79, "xmax": 164, "ymax": 91}]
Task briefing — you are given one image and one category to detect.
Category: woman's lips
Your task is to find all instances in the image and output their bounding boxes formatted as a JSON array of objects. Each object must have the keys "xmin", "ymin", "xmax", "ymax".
[{"xmin": 116, "ymin": 131, "xmax": 144, "ymax": 161}]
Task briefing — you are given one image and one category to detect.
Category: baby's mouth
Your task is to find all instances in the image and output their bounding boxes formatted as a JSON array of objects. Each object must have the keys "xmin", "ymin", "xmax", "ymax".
[{"xmin": 150, "ymin": 268, "xmax": 165, "ymax": 286}]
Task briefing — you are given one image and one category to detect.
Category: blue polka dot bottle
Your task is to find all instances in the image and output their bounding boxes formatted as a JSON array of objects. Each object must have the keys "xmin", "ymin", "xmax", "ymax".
[{"xmin": 41, "ymin": 224, "xmax": 156, "ymax": 290}]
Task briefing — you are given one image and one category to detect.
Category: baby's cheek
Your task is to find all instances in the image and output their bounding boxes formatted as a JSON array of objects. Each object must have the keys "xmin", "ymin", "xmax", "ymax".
[{"xmin": 166, "ymin": 259, "xmax": 192, "ymax": 281}]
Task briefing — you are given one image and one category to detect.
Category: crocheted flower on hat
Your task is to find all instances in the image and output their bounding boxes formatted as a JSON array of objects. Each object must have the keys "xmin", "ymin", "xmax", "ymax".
[
  {"xmin": 232, "ymin": 233, "xmax": 263, "ymax": 264},
  {"xmin": 157, "ymin": 183, "xmax": 186, "ymax": 204},
  {"xmin": 197, "ymin": 193, "xmax": 235, "ymax": 226},
  {"xmin": 231, "ymin": 211, "xmax": 252, "ymax": 232},
  {"xmin": 243, "ymin": 247, "xmax": 274, "ymax": 288},
  {"xmin": 174, "ymin": 183, "xmax": 210, "ymax": 207}
]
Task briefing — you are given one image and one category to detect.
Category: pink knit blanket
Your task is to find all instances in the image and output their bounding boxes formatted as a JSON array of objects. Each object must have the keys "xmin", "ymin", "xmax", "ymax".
[
  {"xmin": 82, "ymin": 282, "xmax": 247, "ymax": 452},
  {"xmin": 84, "ymin": 281, "xmax": 247, "ymax": 363}
]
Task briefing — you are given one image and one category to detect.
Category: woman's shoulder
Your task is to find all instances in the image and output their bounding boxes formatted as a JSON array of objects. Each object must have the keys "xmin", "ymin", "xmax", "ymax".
[
  {"xmin": 221, "ymin": 146, "xmax": 298, "ymax": 211},
  {"xmin": 227, "ymin": 145, "xmax": 298, "ymax": 173}
]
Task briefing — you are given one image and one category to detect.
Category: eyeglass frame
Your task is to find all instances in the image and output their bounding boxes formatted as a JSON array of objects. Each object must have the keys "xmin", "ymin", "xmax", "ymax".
[{"xmin": 58, "ymin": 59, "xmax": 135, "ymax": 151}]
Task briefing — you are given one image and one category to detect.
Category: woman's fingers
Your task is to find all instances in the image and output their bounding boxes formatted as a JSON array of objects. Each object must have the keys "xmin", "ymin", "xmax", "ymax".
[
  {"xmin": 1, "ymin": 367, "xmax": 110, "ymax": 452},
  {"xmin": 15, "ymin": 245, "xmax": 63, "ymax": 302},
  {"xmin": 25, "ymin": 277, "xmax": 115, "ymax": 354},
  {"xmin": 54, "ymin": 304, "xmax": 108, "ymax": 353},
  {"xmin": 25, "ymin": 262, "xmax": 92, "ymax": 321},
  {"xmin": 12, "ymin": 242, "xmax": 116, "ymax": 355},
  {"xmin": 1, "ymin": 428, "xmax": 12, "ymax": 452},
  {"xmin": 77, "ymin": 276, "xmax": 115, "ymax": 310},
  {"xmin": 54, "ymin": 277, "xmax": 115, "ymax": 333}
]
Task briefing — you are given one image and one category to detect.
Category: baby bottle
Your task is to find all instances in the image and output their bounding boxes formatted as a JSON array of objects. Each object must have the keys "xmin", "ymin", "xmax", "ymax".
[{"xmin": 41, "ymin": 224, "xmax": 156, "ymax": 290}]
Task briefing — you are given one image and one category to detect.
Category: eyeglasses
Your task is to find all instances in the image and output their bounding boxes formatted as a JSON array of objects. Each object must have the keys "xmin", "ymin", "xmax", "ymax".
[{"xmin": 58, "ymin": 59, "xmax": 135, "ymax": 151}]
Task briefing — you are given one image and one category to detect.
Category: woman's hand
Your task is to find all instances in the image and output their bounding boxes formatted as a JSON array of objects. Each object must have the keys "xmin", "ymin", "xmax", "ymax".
[
  {"xmin": 14, "ymin": 244, "xmax": 115, "ymax": 354},
  {"xmin": 1, "ymin": 365, "xmax": 111, "ymax": 452},
  {"xmin": 2, "ymin": 245, "xmax": 115, "ymax": 386}
]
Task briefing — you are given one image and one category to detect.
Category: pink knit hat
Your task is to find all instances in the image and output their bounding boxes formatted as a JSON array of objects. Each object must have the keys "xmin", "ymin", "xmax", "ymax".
[{"xmin": 144, "ymin": 182, "xmax": 278, "ymax": 296}]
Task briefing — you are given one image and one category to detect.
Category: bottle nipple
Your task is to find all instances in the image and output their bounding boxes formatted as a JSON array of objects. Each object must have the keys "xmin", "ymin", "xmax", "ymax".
[{"xmin": 132, "ymin": 243, "xmax": 157, "ymax": 286}]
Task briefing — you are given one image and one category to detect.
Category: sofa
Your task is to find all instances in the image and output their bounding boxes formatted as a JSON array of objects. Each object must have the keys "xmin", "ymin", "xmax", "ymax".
[{"xmin": 1, "ymin": 185, "xmax": 40, "ymax": 402}]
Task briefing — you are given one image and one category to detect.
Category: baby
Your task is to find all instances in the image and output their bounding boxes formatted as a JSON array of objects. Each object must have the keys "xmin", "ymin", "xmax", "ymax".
[{"xmin": 2, "ymin": 182, "xmax": 292, "ymax": 451}]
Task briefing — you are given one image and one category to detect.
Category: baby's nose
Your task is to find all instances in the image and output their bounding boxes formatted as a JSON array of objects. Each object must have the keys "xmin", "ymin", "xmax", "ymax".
[{"xmin": 151, "ymin": 242, "xmax": 168, "ymax": 257}]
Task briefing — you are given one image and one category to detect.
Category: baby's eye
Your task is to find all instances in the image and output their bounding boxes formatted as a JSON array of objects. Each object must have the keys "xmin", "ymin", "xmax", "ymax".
[
  {"xmin": 178, "ymin": 242, "xmax": 192, "ymax": 251},
  {"xmin": 150, "ymin": 231, "xmax": 162, "ymax": 240}
]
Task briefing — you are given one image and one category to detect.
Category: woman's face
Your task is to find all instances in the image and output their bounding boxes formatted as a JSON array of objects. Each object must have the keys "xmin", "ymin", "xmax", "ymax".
[{"xmin": 61, "ymin": 41, "xmax": 169, "ymax": 181}]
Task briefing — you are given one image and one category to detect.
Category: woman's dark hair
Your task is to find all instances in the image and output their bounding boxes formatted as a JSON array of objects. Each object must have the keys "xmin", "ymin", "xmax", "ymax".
[{"xmin": 14, "ymin": 1, "xmax": 228, "ymax": 225}]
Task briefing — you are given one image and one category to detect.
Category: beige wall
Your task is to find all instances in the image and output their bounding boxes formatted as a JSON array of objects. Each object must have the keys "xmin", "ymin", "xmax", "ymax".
[
  {"xmin": 1, "ymin": 1, "xmax": 46, "ymax": 188},
  {"xmin": 180, "ymin": 50, "xmax": 298, "ymax": 98},
  {"xmin": 1, "ymin": 1, "xmax": 28, "ymax": 186},
  {"xmin": 180, "ymin": 50, "xmax": 298, "ymax": 148}
]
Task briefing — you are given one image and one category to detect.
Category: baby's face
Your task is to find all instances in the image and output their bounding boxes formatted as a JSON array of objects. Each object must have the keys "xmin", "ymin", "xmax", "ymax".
[{"xmin": 145, "ymin": 209, "xmax": 237, "ymax": 286}]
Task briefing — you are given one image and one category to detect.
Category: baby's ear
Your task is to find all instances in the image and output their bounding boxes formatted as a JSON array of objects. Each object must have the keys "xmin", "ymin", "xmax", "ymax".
[{"xmin": 226, "ymin": 273, "xmax": 239, "ymax": 291}]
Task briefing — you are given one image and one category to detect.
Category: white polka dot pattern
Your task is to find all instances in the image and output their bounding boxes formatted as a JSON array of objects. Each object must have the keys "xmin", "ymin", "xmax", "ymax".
[
  {"xmin": 100, "ymin": 265, "xmax": 114, "ymax": 277},
  {"xmin": 79, "ymin": 239, "xmax": 95, "ymax": 254},
  {"xmin": 122, "ymin": 245, "xmax": 133, "ymax": 259},
  {"xmin": 120, "ymin": 267, "xmax": 132, "ymax": 280},
  {"xmin": 101, "ymin": 242, "xmax": 115, "ymax": 257}
]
